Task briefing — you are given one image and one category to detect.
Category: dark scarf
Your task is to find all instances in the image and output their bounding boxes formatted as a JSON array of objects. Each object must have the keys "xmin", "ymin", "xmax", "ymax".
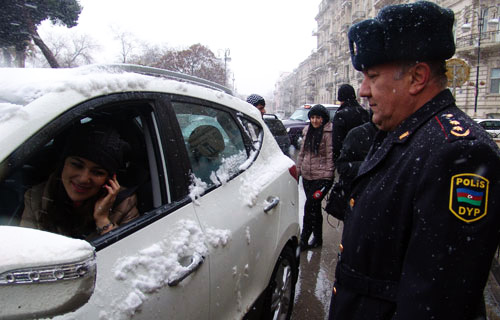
[
  {"xmin": 39, "ymin": 172, "xmax": 99, "ymax": 239},
  {"xmin": 304, "ymin": 124, "xmax": 324, "ymax": 155}
]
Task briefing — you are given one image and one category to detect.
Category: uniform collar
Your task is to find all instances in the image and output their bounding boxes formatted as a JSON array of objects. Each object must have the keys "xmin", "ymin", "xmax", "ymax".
[
  {"xmin": 358, "ymin": 89, "xmax": 454, "ymax": 177},
  {"xmin": 388, "ymin": 89, "xmax": 455, "ymax": 144}
]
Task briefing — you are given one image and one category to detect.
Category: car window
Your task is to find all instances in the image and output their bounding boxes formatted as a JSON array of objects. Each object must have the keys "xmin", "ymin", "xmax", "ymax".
[
  {"xmin": 290, "ymin": 109, "xmax": 309, "ymax": 121},
  {"xmin": 328, "ymin": 108, "xmax": 338, "ymax": 120},
  {"xmin": 172, "ymin": 102, "xmax": 249, "ymax": 187},
  {"xmin": 0, "ymin": 97, "xmax": 169, "ymax": 245},
  {"xmin": 264, "ymin": 118, "xmax": 288, "ymax": 136}
]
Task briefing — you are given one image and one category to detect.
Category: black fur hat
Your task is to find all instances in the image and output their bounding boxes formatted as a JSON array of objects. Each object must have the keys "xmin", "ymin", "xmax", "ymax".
[
  {"xmin": 348, "ymin": 1, "xmax": 455, "ymax": 71},
  {"xmin": 63, "ymin": 123, "xmax": 130, "ymax": 175},
  {"xmin": 308, "ymin": 104, "xmax": 330, "ymax": 123},
  {"xmin": 338, "ymin": 84, "xmax": 356, "ymax": 102}
]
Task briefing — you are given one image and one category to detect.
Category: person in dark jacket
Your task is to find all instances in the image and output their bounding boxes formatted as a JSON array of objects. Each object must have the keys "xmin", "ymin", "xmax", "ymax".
[
  {"xmin": 328, "ymin": 2, "xmax": 500, "ymax": 320},
  {"xmin": 297, "ymin": 104, "xmax": 334, "ymax": 250},
  {"xmin": 325, "ymin": 118, "xmax": 377, "ymax": 221},
  {"xmin": 331, "ymin": 84, "xmax": 369, "ymax": 165}
]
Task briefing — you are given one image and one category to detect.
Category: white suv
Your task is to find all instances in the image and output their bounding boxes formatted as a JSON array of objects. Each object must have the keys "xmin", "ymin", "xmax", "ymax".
[
  {"xmin": 0, "ymin": 65, "xmax": 300, "ymax": 320},
  {"xmin": 475, "ymin": 118, "xmax": 500, "ymax": 138}
]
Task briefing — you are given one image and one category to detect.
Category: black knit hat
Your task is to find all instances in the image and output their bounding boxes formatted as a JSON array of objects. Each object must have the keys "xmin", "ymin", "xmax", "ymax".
[
  {"xmin": 308, "ymin": 104, "xmax": 330, "ymax": 123},
  {"xmin": 338, "ymin": 84, "xmax": 356, "ymax": 102},
  {"xmin": 246, "ymin": 94, "xmax": 265, "ymax": 107},
  {"xmin": 348, "ymin": 1, "xmax": 455, "ymax": 71},
  {"xmin": 63, "ymin": 123, "xmax": 130, "ymax": 175}
]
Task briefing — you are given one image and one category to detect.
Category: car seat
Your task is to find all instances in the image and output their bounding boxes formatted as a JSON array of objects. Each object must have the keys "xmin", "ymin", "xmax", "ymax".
[{"xmin": 187, "ymin": 125, "xmax": 225, "ymax": 183}]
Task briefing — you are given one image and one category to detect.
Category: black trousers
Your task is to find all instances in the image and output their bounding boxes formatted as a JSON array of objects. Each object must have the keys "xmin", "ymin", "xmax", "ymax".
[{"xmin": 302, "ymin": 178, "xmax": 332, "ymax": 244}]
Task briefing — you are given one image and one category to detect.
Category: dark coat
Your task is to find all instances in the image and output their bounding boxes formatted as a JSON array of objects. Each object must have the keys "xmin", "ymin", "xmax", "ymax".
[
  {"xmin": 21, "ymin": 173, "xmax": 139, "ymax": 240},
  {"xmin": 326, "ymin": 121, "xmax": 377, "ymax": 220},
  {"xmin": 330, "ymin": 90, "xmax": 500, "ymax": 320},
  {"xmin": 331, "ymin": 100, "xmax": 370, "ymax": 164}
]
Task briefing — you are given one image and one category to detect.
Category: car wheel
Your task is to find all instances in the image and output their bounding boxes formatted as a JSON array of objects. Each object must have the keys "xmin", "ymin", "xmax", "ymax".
[{"xmin": 262, "ymin": 246, "xmax": 298, "ymax": 320}]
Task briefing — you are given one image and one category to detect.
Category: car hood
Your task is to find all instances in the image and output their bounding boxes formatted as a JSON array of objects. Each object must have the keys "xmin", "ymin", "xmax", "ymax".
[{"xmin": 282, "ymin": 119, "xmax": 307, "ymax": 127}]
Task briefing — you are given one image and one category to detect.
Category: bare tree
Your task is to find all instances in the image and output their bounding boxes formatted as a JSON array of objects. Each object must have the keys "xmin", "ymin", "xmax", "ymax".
[
  {"xmin": 0, "ymin": 0, "xmax": 82, "ymax": 68},
  {"xmin": 112, "ymin": 28, "xmax": 138, "ymax": 64},
  {"xmin": 129, "ymin": 42, "xmax": 165, "ymax": 66},
  {"xmin": 150, "ymin": 44, "xmax": 227, "ymax": 85},
  {"xmin": 28, "ymin": 31, "xmax": 98, "ymax": 68}
]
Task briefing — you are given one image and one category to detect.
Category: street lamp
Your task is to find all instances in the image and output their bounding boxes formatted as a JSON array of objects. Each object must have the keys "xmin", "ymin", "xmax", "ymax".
[
  {"xmin": 333, "ymin": 72, "xmax": 338, "ymax": 104},
  {"xmin": 218, "ymin": 49, "xmax": 231, "ymax": 86},
  {"xmin": 461, "ymin": 4, "xmax": 499, "ymax": 115}
]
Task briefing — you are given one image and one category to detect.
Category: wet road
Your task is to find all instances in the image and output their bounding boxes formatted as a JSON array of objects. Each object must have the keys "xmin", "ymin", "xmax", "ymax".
[
  {"xmin": 292, "ymin": 178, "xmax": 341, "ymax": 320},
  {"xmin": 292, "ymin": 213, "xmax": 342, "ymax": 320}
]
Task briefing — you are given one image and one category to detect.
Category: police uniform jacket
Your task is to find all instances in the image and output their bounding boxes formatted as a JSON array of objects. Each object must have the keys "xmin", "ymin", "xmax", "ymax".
[{"xmin": 330, "ymin": 90, "xmax": 500, "ymax": 320}]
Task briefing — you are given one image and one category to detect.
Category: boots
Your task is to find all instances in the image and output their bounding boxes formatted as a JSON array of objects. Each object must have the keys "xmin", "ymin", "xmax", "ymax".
[
  {"xmin": 309, "ymin": 211, "xmax": 323, "ymax": 249},
  {"xmin": 300, "ymin": 229, "xmax": 312, "ymax": 251}
]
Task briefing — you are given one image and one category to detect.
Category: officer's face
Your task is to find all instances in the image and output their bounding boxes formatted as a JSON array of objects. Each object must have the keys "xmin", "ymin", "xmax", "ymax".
[{"xmin": 359, "ymin": 62, "xmax": 413, "ymax": 131}]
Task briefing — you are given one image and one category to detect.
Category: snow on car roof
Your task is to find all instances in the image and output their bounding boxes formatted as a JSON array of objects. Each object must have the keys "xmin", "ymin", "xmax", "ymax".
[
  {"xmin": 0, "ymin": 65, "xmax": 161, "ymax": 107},
  {"xmin": 0, "ymin": 64, "xmax": 259, "ymax": 163}
]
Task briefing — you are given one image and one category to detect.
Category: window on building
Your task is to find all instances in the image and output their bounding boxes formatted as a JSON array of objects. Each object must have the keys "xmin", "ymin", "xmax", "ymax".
[{"xmin": 491, "ymin": 68, "xmax": 500, "ymax": 94}]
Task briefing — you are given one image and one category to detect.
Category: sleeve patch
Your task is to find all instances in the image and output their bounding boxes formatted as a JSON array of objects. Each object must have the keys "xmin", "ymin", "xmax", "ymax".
[{"xmin": 449, "ymin": 173, "xmax": 489, "ymax": 223}]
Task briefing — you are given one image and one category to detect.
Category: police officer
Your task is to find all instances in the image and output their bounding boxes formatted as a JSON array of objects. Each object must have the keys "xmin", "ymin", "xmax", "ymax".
[{"xmin": 328, "ymin": 2, "xmax": 500, "ymax": 320}]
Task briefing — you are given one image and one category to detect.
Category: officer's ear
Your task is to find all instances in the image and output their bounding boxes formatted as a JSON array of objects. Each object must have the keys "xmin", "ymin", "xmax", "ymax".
[{"xmin": 408, "ymin": 62, "xmax": 430, "ymax": 95}]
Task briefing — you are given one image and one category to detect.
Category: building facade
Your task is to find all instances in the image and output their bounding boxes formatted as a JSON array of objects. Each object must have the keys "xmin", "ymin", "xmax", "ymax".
[{"xmin": 274, "ymin": 0, "xmax": 500, "ymax": 119}]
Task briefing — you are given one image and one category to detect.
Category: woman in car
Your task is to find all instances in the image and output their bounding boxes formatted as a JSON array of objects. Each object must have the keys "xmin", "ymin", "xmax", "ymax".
[
  {"xmin": 296, "ymin": 104, "xmax": 334, "ymax": 250},
  {"xmin": 20, "ymin": 123, "xmax": 139, "ymax": 239}
]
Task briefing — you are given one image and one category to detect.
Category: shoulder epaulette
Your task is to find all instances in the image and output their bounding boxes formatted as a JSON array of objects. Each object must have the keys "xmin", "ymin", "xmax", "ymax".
[{"xmin": 434, "ymin": 113, "xmax": 474, "ymax": 142}]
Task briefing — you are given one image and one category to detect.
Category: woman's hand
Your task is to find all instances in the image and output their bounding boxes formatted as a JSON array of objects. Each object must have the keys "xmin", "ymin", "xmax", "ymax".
[{"xmin": 94, "ymin": 174, "xmax": 120, "ymax": 233}]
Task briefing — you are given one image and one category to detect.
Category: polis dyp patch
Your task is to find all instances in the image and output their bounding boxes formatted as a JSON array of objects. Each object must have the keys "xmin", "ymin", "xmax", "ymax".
[{"xmin": 449, "ymin": 173, "xmax": 489, "ymax": 223}]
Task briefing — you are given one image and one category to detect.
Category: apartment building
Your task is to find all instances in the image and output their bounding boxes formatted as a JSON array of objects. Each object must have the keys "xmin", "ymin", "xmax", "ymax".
[{"xmin": 274, "ymin": 0, "xmax": 500, "ymax": 119}]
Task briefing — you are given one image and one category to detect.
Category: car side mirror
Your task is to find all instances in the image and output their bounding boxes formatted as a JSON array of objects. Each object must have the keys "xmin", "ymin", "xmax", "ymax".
[{"xmin": 0, "ymin": 226, "xmax": 96, "ymax": 319}]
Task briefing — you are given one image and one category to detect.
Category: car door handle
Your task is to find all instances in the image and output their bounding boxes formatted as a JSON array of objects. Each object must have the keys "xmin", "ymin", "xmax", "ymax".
[
  {"xmin": 264, "ymin": 196, "xmax": 280, "ymax": 213},
  {"xmin": 168, "ymin": 253, "xmax": 204, "ymax": 286}
]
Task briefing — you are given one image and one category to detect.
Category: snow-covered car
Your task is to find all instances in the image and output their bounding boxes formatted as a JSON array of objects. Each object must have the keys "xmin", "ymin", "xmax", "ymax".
[{"xmin": 0, "ymin": 64, "xmax": 300, "ymax": 320}]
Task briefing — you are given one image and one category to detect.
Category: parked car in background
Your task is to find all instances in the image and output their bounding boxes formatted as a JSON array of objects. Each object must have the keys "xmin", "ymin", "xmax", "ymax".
[
  {"xmin": 475, "ymin": 118, "xmax": 500, "ymax": 138},
  {"xmin": 282, "ymin": 103, "xmax": 340, "ymax": 148},
  {"xmin": 275, "ymin": 109, "xmax": 286, "ymax": 120},
  {"xmin": 263, "ymin": 113, "xmax": 292, "ymax": 156},
  {"xmin": 0, "ymin": 64, "xmax": 300, "ymax": 320}
]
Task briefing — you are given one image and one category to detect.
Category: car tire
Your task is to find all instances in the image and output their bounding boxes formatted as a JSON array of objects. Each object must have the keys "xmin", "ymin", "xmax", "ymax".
[{"xmin": 262, "ymin": 246, "xmax": 298, "ymax": 320}]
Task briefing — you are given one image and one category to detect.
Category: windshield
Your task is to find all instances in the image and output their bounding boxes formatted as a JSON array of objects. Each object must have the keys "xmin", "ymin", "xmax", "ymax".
[{"xmin": 289, "ymin": 109, "xmax": 310, "ymax": 122}]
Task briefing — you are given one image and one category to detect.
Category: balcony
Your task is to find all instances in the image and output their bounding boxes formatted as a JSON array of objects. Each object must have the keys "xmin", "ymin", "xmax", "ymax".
[
  {"xmin": 341, "ymin": 22, "xmax": 351, "ymax": 32},
  {"xmin": 351, "ymin": 11, "xmax": 366, "ymax": 24},
  {"xmin": 329, "ymin": 32, "xmax": 340, "ymax": 44},
  {"xmin": 319, "ymin": 19, "xmax": 330, "ymax": 31},
  {"xmin": 374, "ymin": 0, "xmax": 392, "ymax": 10},
  {"xmin": 327, "ymin": 57, "xmax": 337, "ymax": 67},
  {"xmin": 456, "ymin": 30, "xmax": 500, "ymax": 57},
  {"xmin": 342, "ymin": 0, "xmax": 352, "ymax": 8}
]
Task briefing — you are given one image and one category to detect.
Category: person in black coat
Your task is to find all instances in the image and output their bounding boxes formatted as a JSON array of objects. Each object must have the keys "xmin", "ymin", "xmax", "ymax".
[
  {"xmin": 328, "ymin": 2, "xmax": 500, "ymax": 320},
  {"xmin": 331, "ymin": 84, "xmax": 370, "ymax": 165},
  {"xmin": 325, "ymin": 119, "xmax": 377, "ymax": 221}
]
